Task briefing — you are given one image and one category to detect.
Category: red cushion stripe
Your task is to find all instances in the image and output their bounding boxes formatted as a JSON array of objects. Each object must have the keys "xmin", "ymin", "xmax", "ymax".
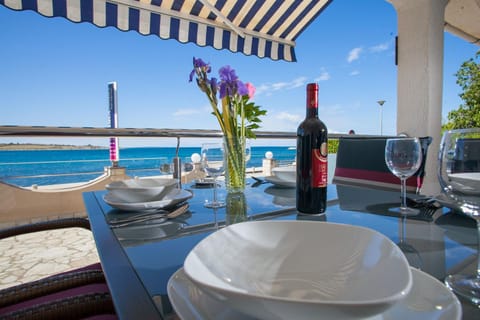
[{"xmin": 334, "ymin": 167, "xmax": 419, "ymax": 188}]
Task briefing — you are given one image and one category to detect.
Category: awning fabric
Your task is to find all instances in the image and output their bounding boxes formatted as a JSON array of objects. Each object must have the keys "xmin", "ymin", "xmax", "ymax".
[{"xmin": 1, "ymin": 0, "xmax": 332, "ymax": 62}]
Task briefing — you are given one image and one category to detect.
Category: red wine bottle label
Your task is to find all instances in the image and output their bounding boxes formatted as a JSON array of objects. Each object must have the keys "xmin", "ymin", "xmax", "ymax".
[{"xmin": 312, "ymin": 143, "xmax": 328, "ymax": 187}]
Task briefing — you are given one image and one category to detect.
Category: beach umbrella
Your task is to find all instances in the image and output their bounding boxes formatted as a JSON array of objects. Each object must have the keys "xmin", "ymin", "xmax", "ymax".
[{"xmin": 1, "ymin": 0, "xmax": 333, "ymax": 62}]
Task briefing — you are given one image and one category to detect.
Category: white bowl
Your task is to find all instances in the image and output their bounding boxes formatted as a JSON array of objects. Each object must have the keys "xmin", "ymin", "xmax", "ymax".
[
  {"xmin": 448, "ymin": 172, "xmax": 480, "ymax": 195},
  {"xmin": 272, "ymin": 166, "xmax": 296, "ymax": 182},
  {"xmin": 184, "ymin": 221, "xmax": 412, "ymax": 320},
  {"xmin": 105, "ymin": 178, "xmax": 177, "ymax": 203}
]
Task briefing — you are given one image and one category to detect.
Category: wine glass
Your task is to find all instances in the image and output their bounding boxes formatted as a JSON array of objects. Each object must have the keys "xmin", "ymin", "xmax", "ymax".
[
  {"xmin": 201, "ymin": 142, "xmax": 226, "ymax": 208},
  {"xmin": 438, "ymin": 128, "xmax": 480, "ymax": 305},
  {"xmin": 159, "ymin": 159, "xmax": 172, "ymax": 176},
  {"xmin": 160, "ymin": 158, "xmax": 182, "ymax": 188},
  {"xmin": 397, "ymin": 216, "xmax": 423, "ymax": 269},
  {"xmin": 385, "ymin": 138, "xmax": 423, "ymax": 216}
]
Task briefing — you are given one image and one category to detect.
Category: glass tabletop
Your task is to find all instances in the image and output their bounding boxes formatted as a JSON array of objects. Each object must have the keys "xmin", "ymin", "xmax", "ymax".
[{"xmin": 86, "ymin": 180, "xmax": 479, "ymax": 319}]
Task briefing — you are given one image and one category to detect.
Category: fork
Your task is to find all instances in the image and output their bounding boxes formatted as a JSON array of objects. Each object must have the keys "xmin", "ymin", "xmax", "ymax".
[
  {"xmin": 251, "ymin": 176, "xmax": 268, "ymax": 187},
  {"xmin": 109, "ymin": 203, "xmax": 189, "ymax": 228},
  {"xmin": 406, "ymin": 197, "xmax": 442, "ymax": 220}
]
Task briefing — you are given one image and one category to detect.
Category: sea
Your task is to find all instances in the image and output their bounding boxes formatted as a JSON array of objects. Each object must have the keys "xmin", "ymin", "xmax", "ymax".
[{"xmin": 0, "ymin": 146, "xmax": 297, "ymax": 187}]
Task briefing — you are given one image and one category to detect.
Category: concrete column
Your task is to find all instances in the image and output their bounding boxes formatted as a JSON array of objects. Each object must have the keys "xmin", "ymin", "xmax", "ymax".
[
  {"xmin": 388, "ymin": 0, "xmax": 448, "ymax": 195},
  {"xmin": 262, "ymin": 158, "xmax": 277, "ymax": 176},
  {"xmin": 104, "ymin": 166, "xmax": 128, "ymax": 181},
  {"xmin": 181, "ymin": 162, "xmax": 206, "ymax": 183}
]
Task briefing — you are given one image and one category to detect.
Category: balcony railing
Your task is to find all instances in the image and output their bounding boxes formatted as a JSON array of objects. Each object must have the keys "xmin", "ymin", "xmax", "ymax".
[
  {"xmin": 0, "ymin": 125, "xmax": 348, "ymax": 186},
  {"xmin": 0, "ymin": 125, "xmax": 369, "ymax": 226}
]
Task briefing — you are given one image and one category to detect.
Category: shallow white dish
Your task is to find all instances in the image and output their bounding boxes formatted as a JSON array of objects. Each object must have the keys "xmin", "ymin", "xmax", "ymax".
[
  {"xmin": 193, "ymin": 178, "xmax": 216, "ymax": 187},
  {"xmin": 183, "ymin": 221, "xmax": 412, "ymax": 320},
  {"xmin": 168, "ymin": 267, "xmax": 461, "ymax": 320},
  {"xmin": 272, "ymin": 166, "xmax": 296, "ymax": 182},
  {"xmin": 114, "ymin": 220, "xmax": 185, "ymax": 240},
  {"xmin": 106, "ymin": 178, "xmax": 177, "ymax": 202},
  {"xmin": 448, "ymin": 172, "xmax": 480, "ymax": 195},
  {"xmin": 103, "ymin": 188, "xmax": 192, "ymax": 212},
  {"xmin": 264, "ymin": 175, "xmax": 296, "ymax": 188},
  {"xmin": 263, "ymin": 186, "xmax": 295, "ymax": 206}
]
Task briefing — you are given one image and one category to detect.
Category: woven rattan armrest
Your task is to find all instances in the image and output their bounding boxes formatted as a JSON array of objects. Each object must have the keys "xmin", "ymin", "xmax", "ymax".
[
  {"xmin": 0, "ymin": 269, "xmax": 105, "ymax": 308},
  {"xmin": 1, "ymin": 292, "xmax": 115, "ymax": 320}
]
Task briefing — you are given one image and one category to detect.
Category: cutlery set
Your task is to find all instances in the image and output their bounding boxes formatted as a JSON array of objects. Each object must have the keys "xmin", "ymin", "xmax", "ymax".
[
  {"xmin": 109, "ymin": 203, "xmax": 190, "ymax": 228},
  {"xmin": 250, "ymin": 176, "xmax": 268, "ymax": 187}
]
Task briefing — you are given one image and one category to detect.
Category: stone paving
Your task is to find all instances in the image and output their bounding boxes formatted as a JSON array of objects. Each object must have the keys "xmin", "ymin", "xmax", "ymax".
[
  {"xmin": 0, "ymin": 227, "xmax": 99, "ymax": 290},
  {"xmin": 0, "ymin": 171, "xmax": 272, "ymax": 292}
]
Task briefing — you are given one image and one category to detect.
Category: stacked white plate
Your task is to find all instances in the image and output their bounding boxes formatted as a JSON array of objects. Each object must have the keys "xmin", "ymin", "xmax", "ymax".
[
  {"xmin": 170, "ymin": 221, "xmax": 461, "ymax": 320},
  {"xmin": 447, "ymin": 172, "xmax": 480, "ymax": 195},
  {"xmin": 265, "ymin": 166, "xmax": 296, "ymax": 188},
  {"xmin": 103, "ymin": 178, "xmax": 192, "ymax": 211},
  {"xmin": 168, "ymin": 267, "xmax": 461, "ymax": 320}
]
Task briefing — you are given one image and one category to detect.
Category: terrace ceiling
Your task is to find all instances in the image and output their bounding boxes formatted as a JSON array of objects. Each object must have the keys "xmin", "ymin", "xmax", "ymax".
[{"xmin": 445, "ymin": 0, "xmax": 480, "ymax": 44}]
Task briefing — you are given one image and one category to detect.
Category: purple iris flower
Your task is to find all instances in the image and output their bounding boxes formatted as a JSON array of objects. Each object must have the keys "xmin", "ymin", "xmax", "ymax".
[
  {"xmin": 219, "ymin": 82, "xmax": 230, "ymax": 99},
  {"xmin": 189, "ymin": 57, "xmax": 211, "ymax": 82},
  {"xmin": 219, "ymin": 65, "xmax": 243, "ymax": 98},
  {"xmin": 219, "ymin": 65, "xmax": 238, "ymax": 83},
  {"xmin": 210, "ymin": 77, "xmax": 218, "ymax": 94},
  {"xmin": 237, "ymin": 81, "xmax": 248, "ymax": 96},
  {"xmin": 193, "ymin": 57, "xmax": 209, "ymax": 70}
]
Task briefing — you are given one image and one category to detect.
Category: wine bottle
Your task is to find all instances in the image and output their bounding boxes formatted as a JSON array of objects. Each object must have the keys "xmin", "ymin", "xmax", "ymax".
[{"xmin": 296, "ymin": 83, "xmax": 328, "ymax": 214}]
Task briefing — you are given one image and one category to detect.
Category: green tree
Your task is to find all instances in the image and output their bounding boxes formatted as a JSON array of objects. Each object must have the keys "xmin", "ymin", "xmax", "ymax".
[{"xmin": 443, "ymin": 50, "xmax": 480, "ymax": 130}]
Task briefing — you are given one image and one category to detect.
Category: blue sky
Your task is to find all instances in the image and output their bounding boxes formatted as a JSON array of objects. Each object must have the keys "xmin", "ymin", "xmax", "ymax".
[{"xmin": 1, "ymin": 0, "xmax": 478, "ymax": 147}]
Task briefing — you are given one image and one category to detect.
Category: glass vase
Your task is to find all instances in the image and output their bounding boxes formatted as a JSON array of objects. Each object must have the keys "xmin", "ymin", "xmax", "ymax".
[
  {"xmin": 226, "ymin": 192, "xmax": 248, "ymax": 225},
  {"xmin": 223, "ymin": 135, "xmax": 247, "ymax": 193}
]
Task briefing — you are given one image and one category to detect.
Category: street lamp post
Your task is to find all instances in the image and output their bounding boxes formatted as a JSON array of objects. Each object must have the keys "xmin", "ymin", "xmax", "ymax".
[{"xmin": 377, "ymin": 100, "xmax": 386, "ymax": 135}]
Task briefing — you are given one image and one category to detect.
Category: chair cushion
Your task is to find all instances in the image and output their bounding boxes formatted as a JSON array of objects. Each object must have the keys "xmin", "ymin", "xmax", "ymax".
[
  {"xmin": 0, "ymin": 263, "xmax": 117, "ymax": 319},
  {"xmin": 0, "ymin": 283, "xmax": 116, "ymax": 318},
  {"xmin": 0, "ymin": 263, "xmax": 104, "ymax": 308},
  {"xmin": 332, "ymin": 136, "xmax": 432, "ymax": 193}
]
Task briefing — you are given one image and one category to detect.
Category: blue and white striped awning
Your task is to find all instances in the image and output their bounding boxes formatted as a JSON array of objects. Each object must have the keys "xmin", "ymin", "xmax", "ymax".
[{"xmin": 1, "ymin": 0, "xmax": 332, "ymax": 62}]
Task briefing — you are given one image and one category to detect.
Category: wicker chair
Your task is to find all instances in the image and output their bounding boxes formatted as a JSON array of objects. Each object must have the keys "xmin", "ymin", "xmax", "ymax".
[{"xmin": 0, "ymin": 218, "xmax": 117, "ymax": 319}]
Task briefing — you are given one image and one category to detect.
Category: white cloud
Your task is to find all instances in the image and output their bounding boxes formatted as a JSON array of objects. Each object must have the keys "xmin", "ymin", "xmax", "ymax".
[
  {"xmin": 315, "ymin": 68, "xmax": 330, "ymax": 81},
  {"xmin": 369, "ymin": 42, "xmax": 389, "ymax": 53},
  {"xmin": 277, "ymin": 112, "xmax": 302, "ymax": 123},
  {"xmin": 255, "ymin": 83, "xmax": 271, "ymax": 95},
  {"xmin": 347, "ymin": 47, "xmax": 363, "ymax": 63},
  {"xmin": 350, "ymin": 70, "xmax": 360, "ymax": 76},
  {"xmin": 290, "ymin": 77, "xmax": 308, "ymax": 88},
  {"xmin": 271, "ymin": 82, "xmax": 289, "ymax": 91},
  {"xmin": 172, "ymin": 108, "xmax": 201, "ymax": 116},
  {"xmin": 260, "ymin": 111, "xmax": 303, "ymax": 132},
  {"xmin": 256, "ymin": 77, "xmax": 308, "ymax": 96}
]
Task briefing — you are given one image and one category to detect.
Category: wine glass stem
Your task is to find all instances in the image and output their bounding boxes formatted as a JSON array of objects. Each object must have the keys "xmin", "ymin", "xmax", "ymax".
[
  {"xmin": 399, "ymin": 215, "xmax": 406, "ymax": 242},
  {"xmin": 212, "ymin": 178, "xmax": 218, "ymax": 203},
  {"xmin": 400, "ymin": 177, "xmax": 407, "ymax": 210},
  {"xmin": 476, "ymin": 220, "xmax": 480, "ymax": 278}
]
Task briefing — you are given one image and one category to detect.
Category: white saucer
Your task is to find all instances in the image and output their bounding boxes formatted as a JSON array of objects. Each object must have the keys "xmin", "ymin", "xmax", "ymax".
[
  {"xmin": 103, "ymin": 189, "xmax": 193, "ymax": 212},
  {"xmin": 167, "ymin": 267, "xmax": 461, "ymax": 320},
  {"xmin": 193, "ymin": 178, "xmax": 217, "ymax": 187},
  {"xmin": 448, "ymin": 172, "xmax": 480, "ymax": 195},
  {"xmin": 264, "ymin": 175, "xmax": 296, "ymax": 188},
  {"xmin": 263, "ymin": 186, "xmax": 295, "ymax": 206}
]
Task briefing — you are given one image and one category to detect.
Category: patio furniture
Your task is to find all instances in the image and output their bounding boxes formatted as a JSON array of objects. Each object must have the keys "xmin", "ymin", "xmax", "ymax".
[
  {"xmin": 332, "ymin": 136, "xmax": 435, "ymax": 219},
  {"xmin": 83, "ymin": 179, "xmax": 478, "ymax": 319},
  {"xmin": 332, "ymin": 136, "xmax": 432, "ymax": 193},
  {"xmin": 0, "ymin": 218, "xmax": 117, "ymax": 319}
]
